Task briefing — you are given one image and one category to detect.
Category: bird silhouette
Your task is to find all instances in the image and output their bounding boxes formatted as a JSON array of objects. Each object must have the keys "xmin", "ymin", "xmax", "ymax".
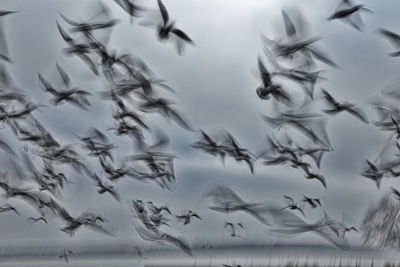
[
  {"xmin": 327, "ymin": 0, "xmax": 373, "ymax": 31},
  {"xmin": 321, "ymin": 88, "xmax": 369, "ymax": 124},
  {"xmin": 175, "ymin": 210, "xmax": 201, "ymax": 225},
  {"xmin": 155, "ymin": 0, "xmax": 194, "ymax": 55}
]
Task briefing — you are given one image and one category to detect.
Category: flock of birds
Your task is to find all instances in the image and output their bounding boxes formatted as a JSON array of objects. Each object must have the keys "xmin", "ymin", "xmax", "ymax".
[{"xmin": 0, "ymin": 0, "xmax": 399, "ymax": 264}]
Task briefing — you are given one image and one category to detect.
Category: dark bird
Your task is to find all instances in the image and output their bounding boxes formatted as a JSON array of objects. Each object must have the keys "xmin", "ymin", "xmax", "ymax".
[
  {"xmin": 137, "ymin": 93, "xmax": 193, "ymax": 131},
  {"xmin": 113, "ymin": 108, "xmax": 149, "ymax": 130},
  {"xmin": 0, "ymin": 103, "xmax": 40, "ymax": 124},
  {"xmin": 224, "ymin": 221, "xmax": 245, "ymax": 237},
  {"xmin": 58, "ymin": 11, "xmax": 119, "ymax": 39},
  {"xmin": 321, "ymin": 88, "xmax": 369, "ymax": 124},
  {"xmin": 175, "ymin": 210, "xmax": 201, "ymax": 225},
  {"xmin": 271, "ymin": 36, "xmax": 321, "ymax": 59},
  {"xmin": 304, "ymin": 168, "xmax": 327, "ymax": 188},
  {"xmin": 0, "ymin": 204, "xmax": 19, "ymax": 215},
  {"xmin": 224, "ymin": 133, "xmax": 255, "ymax": 174},
  {"xmin": 391, "ymin": 187, "xmax": 400, "ymax": 201},
  {"xmin": 49, "ymin": 199, "xmax": 112, "ymax": 237},
  {"xmin": 302, "ymin": 196, "xmax": 321, "ymax": 208},
  {"xmin": 256, "ymin": 57, "xmax": 291, "ymax": 105},
  {"xmin": 282, "ymin": 195, "xmax": 305, "ymax": 217},
  {"xmin": 100, "ymin": 158, "xmax": 135, "ymax": 182},
  {"xmin": 91, "ymin": 173, "xmax": 121, "ymax": 203},
  {"xmin": 147, "ymin": 201, "xmax": 171, "ymax": 215},
  {"xmin": 28, "ymin": 216, "xmax": 48, "ymax": 224},
  {"xmin": 262, "ymin": 113, "xmax": 331, "ymax": 149},
  {"xmin": 0, "ymin": 11, "xmax": 17, "ymax": 17},
  {"xmin": 38, "ymin": 65, "xmax": 92, "ymax": 110},
  {"xmin": 362, "ymin": 160, "xmax": 386, "ymax": 188},
  {"xmin": 262, "ymin": 33, "xmax": 339, "ymax": 69},
  {"xmin": 191, "ymin": 130, "xmax": 227, "ymax": 163},
  {"xmin": 56, "ymin": 21, "xmax": 99, "ymax": 75},
  {"xmin": 80, "ymin": 133, "xmax": 116, "ymax": 162},
  {"xmin": 59, "ymin": 249, "xmax": 73, "ymax": 263},
  {"xmin": 391, "ymin": 116, "xmax": 400, "ymax": 140},
  {"xmin": 155, "ymin": 0, "xmax": 194, "ymax": 54},
  {"xmin": 327, "ymin": 1, "xmax": 373, "ymax": 31}
]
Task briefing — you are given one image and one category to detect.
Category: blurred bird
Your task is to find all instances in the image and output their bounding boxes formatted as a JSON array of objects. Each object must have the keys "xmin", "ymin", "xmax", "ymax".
[
  {"xmin": 59, "ymin": 249, "xmax": 73, "ymax": 263},
  {"xmin": 151, "ymin": 0, "xmax": 195, "ymax": 54},
  {"xmin": 327, "ymin": 0, "xmax": 373, "ymax": 31},
  {"xmin": 321, "ymin": 88, "xmax": 369, "ymax": 124},
  {"xmin": 175, "ymin": 210, "xmax": 201, "ymax": 225}
]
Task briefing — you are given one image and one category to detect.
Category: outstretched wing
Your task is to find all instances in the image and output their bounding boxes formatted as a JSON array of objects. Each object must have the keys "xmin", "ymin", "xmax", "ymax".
[
  {"xmin": 281, "ymin": 9, "xmax": 296, "ymax": 38},
  {"xmin": 157, "ymin": 0, "xmax": 169, "ymax": 25}
]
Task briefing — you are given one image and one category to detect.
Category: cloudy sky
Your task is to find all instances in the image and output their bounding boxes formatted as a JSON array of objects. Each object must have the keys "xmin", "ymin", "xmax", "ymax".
[{"xmin": 0, "ymin": 0, "xmax": 400, "ymax": 265}]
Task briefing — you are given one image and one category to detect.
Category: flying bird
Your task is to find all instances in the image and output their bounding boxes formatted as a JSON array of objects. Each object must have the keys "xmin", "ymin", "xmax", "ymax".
[
  {"xmin": 38, "ymin": 65, "xmax": 92, "ymax": 110},
  {"xmin": 282, "ymin": 195, "xmax": 306, "ymax": 217},
  {"xmin": 28, "ymin": 216, "xmax": 48, "ymax": 225},
  {"xmin": 224, "ymin": 221, "xmax": 245, "ymax": 238},
  {"xmin": 59, "ymin": 249, "xmax": 73, "ymax": 263},
  {"xmin": 321, "ymin": 88, "xmax": 369, "ymax": 124},
  {"xmin": 154, "ymin": 0, "xmax": 195, "ymax": 54},
  {"xmin": 256, "ymin": 56, "xmax": 292, "ymax": 105},
  {"xmin": 302, "ymin": 196, "xmax": 322, "ymax": 208},
  {"xmin": 175, "ymin": 210, "xmax": 201, "ymax": 225},
  {"xmin": 327, "ymin": 1, "xmax": 373, "ymax": 31}
]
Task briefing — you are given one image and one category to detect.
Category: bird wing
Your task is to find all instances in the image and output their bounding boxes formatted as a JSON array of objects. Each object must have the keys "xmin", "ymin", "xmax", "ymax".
[
  {"xmin": 56, "ymin": 21, "xmax": 73, "ymax": 43},
  {"xmin": 108, "ymin": 187, "xmax": 121, "ymax": 203},
  {"xmin": 297, "ymin": 207, "xmax": 306, "ymax": 217},
  {"xmin": 346, "ymin": 106, "xmax": 369, "ymax": 124},
  {"xmin": 308, "ymin": 48, "xmax": 340, "ymax": 69},
  {"xmin": 58, "ymin": 12, "xmax": 80, "ymax": 26},
  {"xmin": 321, "ymin": 88, "xmax": 340, "ymax": 107},
  {"xmin": 283, "ymin": 195, "xmax": 295, "ymax": 205},
  {"xmin": 379, "ymin": 28, "xmax": 400, "ymax": 48},
  {"xmin": 77, "ymin": 53, "xmax": 99, "ymax": 76},
  {"xmin": 191, "ymin": 213, "xmax": 201, "ymax": 219},
  {"xmin": 52, "ymin": 200, "xmax": 75, "ymax": 222},
  {"xmin": 366, "ymin": 160, "xmax": 378, "ymax": 172},
  {"xmin": 167, "ymin": 108, "xmax": 193, "ymax": 131},
  {"xmin": 157, "ymin": 0, "xmax": 169, "ymax": 25},
  {"xmin": 38, "ymin": 74, "xmax": 59, "ymax": 96},
  {"xmin": 56, "ymin": 64, "xmax": 71, "ymax": 87},
  {"xmin": 258, "ymin": 56, "xmax": 272, "ymax": 88},
  {"xmin": 162, "ymin": 233, "xmax": 193, "ymax": 256},
  {"xmin": 224, "ymin": 222, "xmax": 233, "ymax": 230},
  {"xmin": 172, "ymin": 28, "xmax": 194, "ymax": 44},
  {"xmin": 391, "ymin": 187, "xmax": 400, "ymax": 198},
  {"xmin": 71, "ymin": 88, "xmax": 92, "ymax": 96},
  {"xmin": 281, "ymin": 9, "xmax": 296, "ymax": 38},
  {"xmin": 200, "ymin": 130, "xmax": 216, "ymax": 146}
]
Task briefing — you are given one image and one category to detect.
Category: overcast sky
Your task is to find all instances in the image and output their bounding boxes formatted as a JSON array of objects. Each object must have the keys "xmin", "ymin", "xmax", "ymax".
[{"xmin": 0, "ymin": 0, "xmax": 400, "ymax": 265}]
